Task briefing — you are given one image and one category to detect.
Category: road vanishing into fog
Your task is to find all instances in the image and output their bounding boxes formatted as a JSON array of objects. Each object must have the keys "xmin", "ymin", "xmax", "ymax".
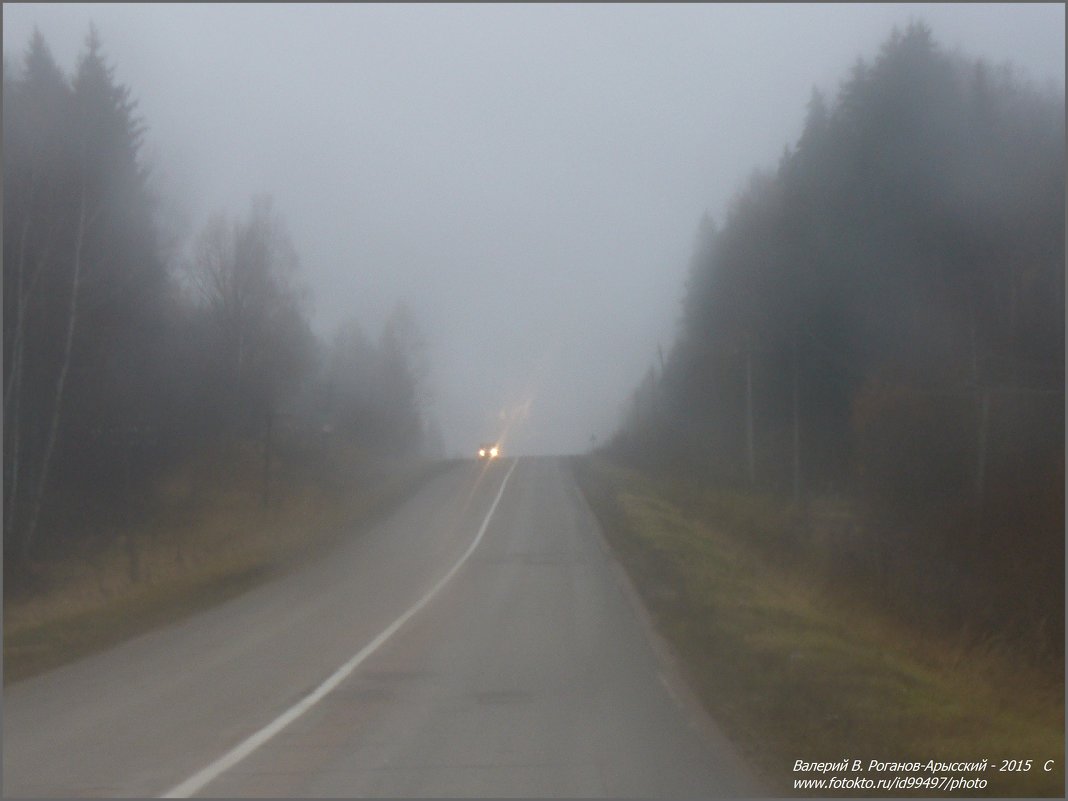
[{"xmin": 4, "ymin": 457, "xmax": 758, "ymax": 798}]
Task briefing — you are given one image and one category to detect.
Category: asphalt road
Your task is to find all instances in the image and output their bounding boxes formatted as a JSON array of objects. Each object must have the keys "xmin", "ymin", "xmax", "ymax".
[{"xmin": 3, "ymin": 457, "xmax": 759, "ymax": 797}]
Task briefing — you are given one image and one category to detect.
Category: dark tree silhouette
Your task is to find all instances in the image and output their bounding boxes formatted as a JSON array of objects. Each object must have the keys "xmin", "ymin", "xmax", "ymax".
[
  {"xmin": 4, "ymin": 27, "xmax": 170, "ymax": 558},
  {"xmin": 611, "ymin": 21, "xmax": 1064, "ymax": 654},
  {"xmin": 3, "ymin": 27, "xmax": 437, "ymax": 575}
]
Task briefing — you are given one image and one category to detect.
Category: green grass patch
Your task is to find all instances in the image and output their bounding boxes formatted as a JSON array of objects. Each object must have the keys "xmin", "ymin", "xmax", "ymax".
[
  {"xmin": 4, "ymin": 455, "xmax": 450, "ymax": 685},
  {"xmin": 572, "ymin": 455, "xmax": 1064, "ymax": 797}
]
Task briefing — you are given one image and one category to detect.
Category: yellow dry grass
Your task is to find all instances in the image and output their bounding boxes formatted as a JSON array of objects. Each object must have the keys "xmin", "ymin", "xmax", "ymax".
[
  {"xmin": 4, "ymin": 445, "xmax": 447, "ymax": 684},
  {"xmin": 573, "ymin": 455, "xmax": 1064, "ymax": 797}
]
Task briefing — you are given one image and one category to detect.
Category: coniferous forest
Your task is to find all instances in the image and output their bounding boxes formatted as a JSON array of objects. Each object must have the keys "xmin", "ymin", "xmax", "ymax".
[
  {"xmin": 3, "ymin": 11, "xmax": 1064, "ymax": 798},
  {"xmin": 4, "ymin": 30, "xmax": 432, "ymax": 572},
  {"xmin": 610, "ymin": 23, "xmax": 1064, "ymax": 661},
  {"xmin": 3, "ymin": 20, "xmax": 1063, "ymax": 665}
]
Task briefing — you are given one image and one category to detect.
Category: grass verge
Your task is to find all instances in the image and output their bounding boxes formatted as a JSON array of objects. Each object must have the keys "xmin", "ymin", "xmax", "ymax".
[
  {"xmin": 4, "ymin": 457, "xmax": 451, "ymax": 685},
  {"xmin": 572, "ymin": 455, "xmax": 1064, "ymax": 797}
]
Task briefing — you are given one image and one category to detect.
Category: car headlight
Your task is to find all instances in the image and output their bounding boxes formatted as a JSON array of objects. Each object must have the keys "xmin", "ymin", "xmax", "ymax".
[{"xmin": 490, "ymin": 446, "xmax": 499, "ymax": 458}]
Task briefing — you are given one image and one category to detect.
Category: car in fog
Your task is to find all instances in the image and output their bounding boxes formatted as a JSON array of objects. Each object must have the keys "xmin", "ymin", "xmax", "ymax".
[{"xmin": 477, "ymin": 443, "xmax": 500, "ymax": 460}]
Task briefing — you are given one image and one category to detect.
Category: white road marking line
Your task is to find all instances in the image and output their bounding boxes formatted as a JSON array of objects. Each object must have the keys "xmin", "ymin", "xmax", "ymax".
[
  {"xmin": 657, "ymin": 670, "xmax": 683, "ymax": 708},
  {"xmin": 161, "ymin": 459, "xmax": 518, "ymax": 798}
]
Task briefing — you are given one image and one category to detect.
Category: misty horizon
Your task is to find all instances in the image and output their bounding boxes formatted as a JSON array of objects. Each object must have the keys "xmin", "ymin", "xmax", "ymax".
[{"xmin": 3, "ymin": 3, "xmax": 1064, "ymax": 456}]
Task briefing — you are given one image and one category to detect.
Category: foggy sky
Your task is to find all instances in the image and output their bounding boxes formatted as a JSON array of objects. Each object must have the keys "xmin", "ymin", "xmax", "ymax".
[{"xmin": 4, "ymin": 3, "xmax": 1064, "ymax": 456}]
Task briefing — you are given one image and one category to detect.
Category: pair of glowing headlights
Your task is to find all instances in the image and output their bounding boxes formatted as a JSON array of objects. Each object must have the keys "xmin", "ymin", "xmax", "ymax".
[{"xmin": 478, "ymin": 445, "xmax": 500, "ymax": 459}]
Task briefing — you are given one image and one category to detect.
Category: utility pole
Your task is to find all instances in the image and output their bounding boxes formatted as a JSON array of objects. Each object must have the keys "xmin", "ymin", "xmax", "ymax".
[
  {"xmin": 262, "ymin": 405, "xmax": 274, "ymax": 510},
  {"xmin": 974, "ymin": 389, "xmax": 990, "ymax": 505},
  {"xmin": 745, "ymin": 346, "xmax": 755, "ymax": 486},
  {"xmin": 970, "ymin": 309, "xmax": 987, "ymax": 538},
  {"xmin": 792, "ymin": 330, "xmax": 801, "ymax": 505}
]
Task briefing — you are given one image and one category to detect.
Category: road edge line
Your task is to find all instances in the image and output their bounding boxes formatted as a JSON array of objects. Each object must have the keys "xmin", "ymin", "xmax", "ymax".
[
  {"xmin": 565, "ymin": 457, "xmax": 766, "ymax": 797},
  {"xmin": 161, "ymin": 458, "xmax": 518, "ymax": 798}
]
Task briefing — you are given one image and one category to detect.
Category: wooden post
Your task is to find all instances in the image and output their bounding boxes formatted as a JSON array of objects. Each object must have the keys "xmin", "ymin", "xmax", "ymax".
[
  {"xmin": 746, "ymin": 348, "xmax": 755, "ymax": 486},
  {"xmin": 262, "ymin": 406, "xmax": 274, "ymax": 510},
  {"xmin": 975, "ymin": 389, "xmax": 990, "ymax": 505},
  {"xmin": 792, "ymin": 331, "xmax": 801, "ymax": 505}
]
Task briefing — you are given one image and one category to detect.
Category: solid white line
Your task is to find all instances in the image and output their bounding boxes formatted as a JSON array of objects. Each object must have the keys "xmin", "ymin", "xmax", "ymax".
[{"xmin": 161, "ymin": 459, "xmax": 519, "ymax": 798}]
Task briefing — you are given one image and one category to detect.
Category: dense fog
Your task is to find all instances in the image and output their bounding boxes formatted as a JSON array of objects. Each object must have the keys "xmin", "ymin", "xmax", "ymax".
[
  {"xmin": 3, "ymin": 6, "xmax": 1063, "ymax": 599},
  {"xmin": 4, "ymin": 4, "xmax": 1062, "ymax": 462}
]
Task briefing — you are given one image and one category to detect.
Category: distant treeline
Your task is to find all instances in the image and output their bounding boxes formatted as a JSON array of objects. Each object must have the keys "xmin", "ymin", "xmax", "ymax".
[
  {"xmin": 3, "ymin": 28, "xmax": 435, "ymax": 564},
  {"xmin": 610, "ymin": 24, "xmax": 1064, "ymax": 655}
]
